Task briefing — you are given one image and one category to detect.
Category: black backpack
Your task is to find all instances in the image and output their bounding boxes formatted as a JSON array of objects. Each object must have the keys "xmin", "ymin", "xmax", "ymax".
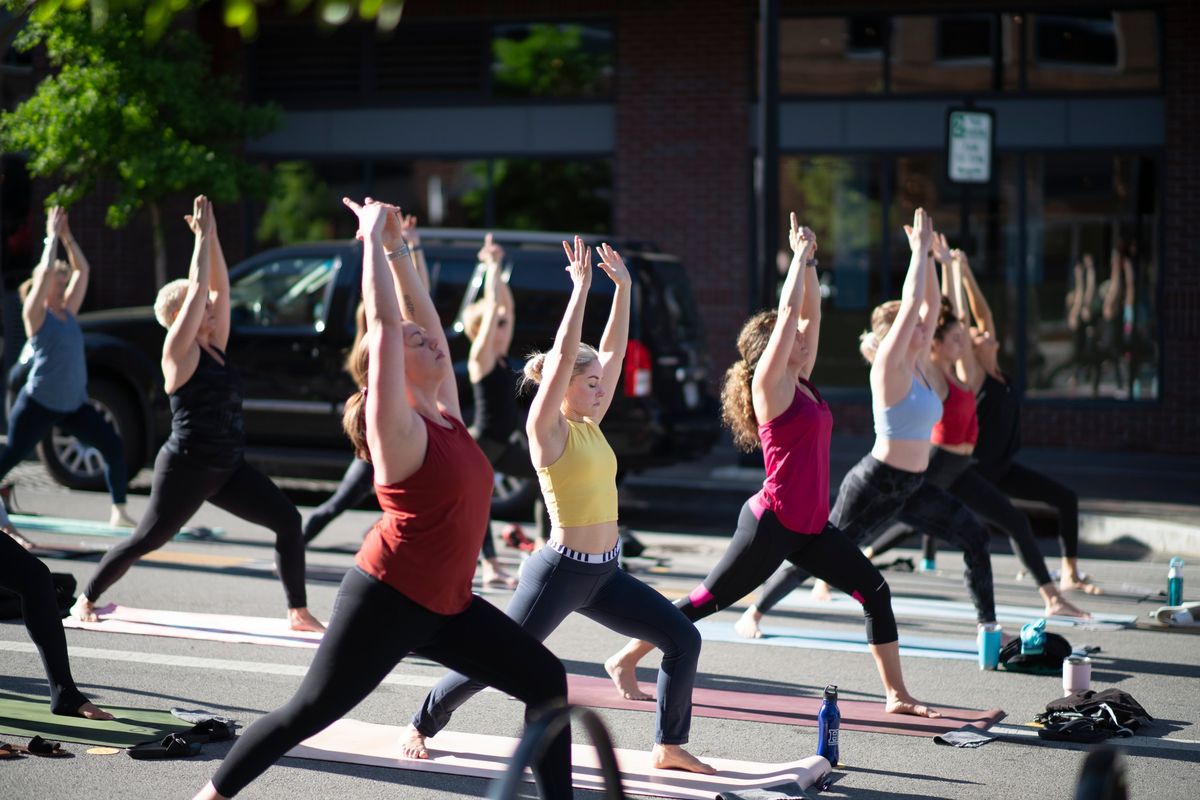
[
  {"xmin": 1036, "ymin": 690, "xmax": 1153, "ymax": 743},
  {"xmin": 999, "ymin": 631, "xmax": 1072, "ymax": 675}
]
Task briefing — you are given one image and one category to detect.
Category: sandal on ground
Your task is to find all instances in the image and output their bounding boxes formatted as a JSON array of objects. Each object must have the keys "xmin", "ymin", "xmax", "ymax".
[
  {"xmin": 0, "ymin": 742, "xmax": 25, "ymax": 760},
  {"xmin": 1152, "ymin": 603, "xmax": 1200, "ymax": 627},
  {"xmin": 17, "ymin": 736, "xmax": 70, "ymax": 757},
  {"xmin": 127, "ymin": 733, "xmax": 201, "ymax": 760},
  {"xmin": 181, "ymin": 719, "xmax": 234, "ymax": 744}
]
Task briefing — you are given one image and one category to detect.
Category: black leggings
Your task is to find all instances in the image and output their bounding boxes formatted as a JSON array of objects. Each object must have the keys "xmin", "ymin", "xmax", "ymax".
[
  {"xmin": 679, "ymin": 502, "xmax": 898, "ymax": 645},
  {"xmin": 756, "ymin": 455, "xmax": 996, "ymax": 624},
  {"xmin": 0, "ymin": 533, "xmax": 89, "ymax": 714},
  {"xmin": 0, "ymin": 388, "xmax": 128, "ymax": 504},
  {"xmin": 85, "ymin": 447, "xmax": 307, "ymax": 609},
  {"xmin": 210, "ymin": 567, "xmax": 571, "ymax": 799},
  {"xmin": 869, "ymin": 451, "xmax": 1061, "ymax": 585}
]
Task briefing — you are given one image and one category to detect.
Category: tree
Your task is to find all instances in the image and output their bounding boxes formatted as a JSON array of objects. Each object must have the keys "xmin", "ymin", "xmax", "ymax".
[
  {"xmin": 256, "ymin": 161, "xmax": 339, "ymax": 246},
  {"xmin": 0, "ymin": 3, "xmax": 280, "ymax": 286}
]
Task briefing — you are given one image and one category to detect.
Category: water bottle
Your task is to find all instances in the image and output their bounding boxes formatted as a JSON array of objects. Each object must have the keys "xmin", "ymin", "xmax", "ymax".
[
  {"xmin": 816, "ymin": 684, "xmax": 840, "ymax": 766},
  {"xmin": 1168, "ymin": 558, "xmax": 1184, "ymax": 607},
  {"xmin": 1020, "ymin": 618, "xmax": 1047, "ymax": 656}
]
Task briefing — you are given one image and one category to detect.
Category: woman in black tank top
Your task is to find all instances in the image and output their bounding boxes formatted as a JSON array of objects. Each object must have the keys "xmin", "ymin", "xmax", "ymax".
[
  {"xmin": 462, "ymin": 234, "xmax": 532, "ymax": 587},
  {"xmin": 71, "ymin": 197, "xmax": 324, "ymax": 632}
]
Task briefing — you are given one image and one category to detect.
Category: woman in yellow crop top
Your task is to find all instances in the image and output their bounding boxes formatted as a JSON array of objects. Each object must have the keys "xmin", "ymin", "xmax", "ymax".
[{"xmin": 404, "ymin": 237, "xmax": 714, "ymax": 774}]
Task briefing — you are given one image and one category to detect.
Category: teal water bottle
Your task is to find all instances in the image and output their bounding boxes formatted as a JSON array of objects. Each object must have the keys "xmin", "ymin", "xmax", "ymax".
[
  {"xmin": 1020, "ymin": 618, "xmax": 1047, "ymax": 656},
  {"xmin": 816, "ymin": 684, "xmax": 840, "ymax": 765},
  {"xmin": 1168, "ymin": 558, "xmax": 1184, "ymax": 607}
]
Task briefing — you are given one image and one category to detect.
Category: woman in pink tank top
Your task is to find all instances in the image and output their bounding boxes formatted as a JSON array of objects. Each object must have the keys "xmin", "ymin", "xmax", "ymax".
[{"xmin": 607, "ymin": 214, "xmax": 939, "ymax": 719}]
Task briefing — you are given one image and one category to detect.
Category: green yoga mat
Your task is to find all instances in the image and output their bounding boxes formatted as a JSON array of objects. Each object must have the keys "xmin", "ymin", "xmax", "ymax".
[
  {"xmin": 10, "ymin": 514, "xmax": 223, "ymax": 541},
  {"xmin": 0, "ymin": 692, "xmax": 192, "ymax": 748}
]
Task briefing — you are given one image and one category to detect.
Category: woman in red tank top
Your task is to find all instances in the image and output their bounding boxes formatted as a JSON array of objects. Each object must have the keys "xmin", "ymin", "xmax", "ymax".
[{"xmin": 194, "ymin": 199, "xmax": 571, "ymax": 800}]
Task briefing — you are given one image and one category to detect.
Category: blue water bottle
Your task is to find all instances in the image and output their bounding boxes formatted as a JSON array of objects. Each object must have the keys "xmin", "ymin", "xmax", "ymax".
[
  {"xmin": 1168, "ymin": 558, "xmax": 1184, "ymax": 607},
  {"xmin": 817, "ymin": 684, "xmax": 840, "ymax": 766},
  {"xmin": 1020, "ymin": 618, "xmax": 1047, "ymax": 656}
]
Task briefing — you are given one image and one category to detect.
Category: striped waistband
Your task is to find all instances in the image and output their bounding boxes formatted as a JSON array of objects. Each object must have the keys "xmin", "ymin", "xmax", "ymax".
[{"xmin": 547, "ymin": 538, "xmax": 621, "ymax": 564}]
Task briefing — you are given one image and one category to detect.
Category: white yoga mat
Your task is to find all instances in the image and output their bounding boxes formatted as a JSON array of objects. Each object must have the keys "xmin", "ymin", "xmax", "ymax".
[
  {"xmin": 770, "ymin": 592, "xmax": 1136, "ymax": 629},
  {"xmin": 696, "ymin": 621, "xmax": 978, "ymax": 660},
  {"xmin": 288, "ymin": 718, "xmax": 831, "ymax": 800},
  {"xmin": 62, "ymin": 604, "xmax": 325, "ymax": 649}
]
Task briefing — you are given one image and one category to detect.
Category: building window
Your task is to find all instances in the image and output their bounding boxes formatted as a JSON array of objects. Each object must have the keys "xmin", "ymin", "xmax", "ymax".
[
  {"xmin": 891, "ymin": 14, "xmax": 997, "ymax": 94},
  {"xmin": 491, "ymin": 23, "xmax": 614, "ymax": 98},
  {"xmin": 777, "ymin": 17, "xmax": 885, "ymax": 95},
  {"xmin": 479, "ymin": 158, "xmax": 612, "ymax": 233},
  {"xmin": 779, "ymin": 155, "xmax": 884, "ymax": 387},
  {"xmin": 1024, "ymin": 154, "xmax": 1159, "ymax": 400},
  {"xmin": 1025, "ymin": 11, "xmax": 1160, "ymax": 91}
]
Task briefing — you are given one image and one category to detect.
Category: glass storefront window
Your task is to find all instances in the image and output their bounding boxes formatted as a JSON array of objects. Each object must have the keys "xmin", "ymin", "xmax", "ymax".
[
  {"xmin": 1024, "ymin": 154, "xmax": 1159, "ymax": 399},
  {"xmin": 475, "ymin": 159, "xmax": 612, "ymax": 233},
  {"xmin": 491, "ymin": 23, "xmax": 614, "ymax": 98},
  {"xmin": 1025, "ymin": 11, "xmax": 1160, "ymax": 91},
  {"xmin": 779, "ymin": 155, "xmax": 884, "ymax": 387},
  {"xmin": 778, "ymin": 17, "xmax": 885, "ymax": 95},
  {"xmin": 891, "ymin": 14, "xmax": 997, "ymax": 94}
]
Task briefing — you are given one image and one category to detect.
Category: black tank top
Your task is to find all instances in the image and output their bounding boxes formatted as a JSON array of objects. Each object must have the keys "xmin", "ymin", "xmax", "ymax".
[
  {"xmin": 471, "ymin": 357, "xmax": 518, "ymax": 443},
  {"xmin": 166, "ymin": 345, "xmax": 245, "ymax": 465},
  {"xmin": 973, "ymin": 372, "xmax": 1020, "ymax": 478}
]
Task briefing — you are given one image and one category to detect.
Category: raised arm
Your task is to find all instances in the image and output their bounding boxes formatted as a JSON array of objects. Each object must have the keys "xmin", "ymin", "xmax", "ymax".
[
  {"xmin": 59, "ymin": 212, "xmax": 90, "ymax": 316},
  {"xmin": 342, "ymin": 197, "xmax": 423, "ymax": 485},
  {"xmin": 956, "ymin": 249, "xmax": 994, "ymax": 337},
  {"xmin": 1102, "ymin": 248, "xmax": 1123, "ymax": 321},
  {"xmin": 22, "ymin": 207, "xmax": 66, "ymax": 337},
  {"xmin": 592, "ymin": 243, "xmax": 631, "ymax": 423},
  {"xmin": 373, "ymin": 202, "xmax": 460, "ymax": 420},
  {"xmin": 467, "ymin": 233, "xmax": 505, "ymax": 383},
  {"xmin": 399, "ymin": 212, "xmax": 430, "ymax": 292},
  {"xmin": 527, "ymin": 237, "xmax": 591, "ymax": 455},
  {"xmin": 206, "ymin": 205, "xmax": 232, "ymax": 351},
  {"xmin": 875, "ymin": 208, "xmax": 935, "ymax": 383},
  {"xmin": 163, "ymin": 197, "xmax": 213, "ymax": 372},
  {"xmin": 933, "ymin": 233, "xmax": 963, "ymax": 319},
  {"xmin": 753, "ymin": 214, "xmax": 817, "ymax": 421}
]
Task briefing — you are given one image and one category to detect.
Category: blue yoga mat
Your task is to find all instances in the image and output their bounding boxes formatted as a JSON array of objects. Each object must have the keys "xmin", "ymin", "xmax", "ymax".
[
  {"xmin": 10, "ymin": 514, "xmax": 223, "ymax": 541},
  {"xmin": 696, "ymin": 621, "xmax": 979, "ymax": 661}
]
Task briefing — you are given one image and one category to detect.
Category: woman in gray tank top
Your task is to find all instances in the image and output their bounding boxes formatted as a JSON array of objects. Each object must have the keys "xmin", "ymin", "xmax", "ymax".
[{"xmin": 0, "ymin": 207, "xmax": 134, "ymax": 544}]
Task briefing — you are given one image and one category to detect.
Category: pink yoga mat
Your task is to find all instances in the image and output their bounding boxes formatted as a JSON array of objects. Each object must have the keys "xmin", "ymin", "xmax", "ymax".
[
  {"xmin": 567, "ymin": 674, "xmax": 1005, "ymax": 737},
  {"xmin": 62, "ymin": 604, "xmax": 325, "ymax": 649},
  {"xmin": 288, "ymin": 718, "xmax": 831, "ymax": 799}
]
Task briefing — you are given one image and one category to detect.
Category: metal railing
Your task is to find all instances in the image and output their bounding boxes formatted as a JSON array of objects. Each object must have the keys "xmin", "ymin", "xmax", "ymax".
[{"xmin": 488, "ymin": 704, "xmax": 625, "ymax": 800}]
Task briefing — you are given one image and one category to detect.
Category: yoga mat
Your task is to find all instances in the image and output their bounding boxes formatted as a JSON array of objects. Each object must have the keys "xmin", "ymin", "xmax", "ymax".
[
  {"xmin": 695, "ymin": 620, "xmax": 979, "ymax": 661},
  {"xmin": 770, "ymin": 592, "xmax": 1137, "ymax": 629},
  {"xmin": 566, "ymin": 675, "xmax": 1004, "ymax": 738},
  {"xmin": 288, "ymin": 718, "xmax": 831, "ymax": 800},
  {"xmin": 0, "ymin": 691, "xmax": 192, "ymax": 748},
  {"xmin": 63, "ymin": 604, "xmax": 325, "ymax": 649},
  {"xmin": 10, "ymin": 513, "xmax": 222, "ymax": 541}
]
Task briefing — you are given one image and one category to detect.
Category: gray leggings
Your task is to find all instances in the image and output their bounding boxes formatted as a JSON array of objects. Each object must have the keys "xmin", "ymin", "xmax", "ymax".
[
  {"xmin": 413, "ymin": 544, "xmax": 701, "ymax": 744},
  {"xmin": 757, "ymin": 454, "xmax": 996, "ymax": 624}
]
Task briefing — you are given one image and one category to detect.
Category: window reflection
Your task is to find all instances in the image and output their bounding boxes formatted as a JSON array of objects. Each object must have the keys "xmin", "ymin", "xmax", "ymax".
[
  {"xmin": 492, "ymin": 23, "xmax": 614, "ymax": 98},
  {"xmin": 891, "ymin": 14, "xmax": 997, "ymax": 93},
  {"xmin": 778, "ymin": 17, "xmax": 885, "ymax": 95},
  {"xmin": 1025, "ymin": 154, "xmax": 1158, "ymax": 399},
  {"xmin": 1025, "ymin": 11, "xmax": 1160, "ymax": 91}
]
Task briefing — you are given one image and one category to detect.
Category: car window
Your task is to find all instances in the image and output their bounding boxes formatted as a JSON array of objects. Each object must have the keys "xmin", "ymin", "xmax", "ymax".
[
  {"xmin": 638, "ymin": 258, "xmax": 703, "ymax": 343},
  {"xmin": 230, "ymin": 255, "xmax": 339, "ymax": 331}
]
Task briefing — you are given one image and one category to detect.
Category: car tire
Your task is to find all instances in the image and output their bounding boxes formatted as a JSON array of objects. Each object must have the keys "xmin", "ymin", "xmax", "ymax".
[{"xmin": 37, "ymin": 378, "xmax": 146, "ymax": 492}]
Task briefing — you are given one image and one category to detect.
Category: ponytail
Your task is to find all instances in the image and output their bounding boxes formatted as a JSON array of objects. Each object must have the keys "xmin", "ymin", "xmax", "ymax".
[
  {"xmin": 341, "ymin": 338, "xmax": 371, "ymax": 461},
  {"xmin": 720, "ymin": 358, "xmax": 759, "ymax": 452}
]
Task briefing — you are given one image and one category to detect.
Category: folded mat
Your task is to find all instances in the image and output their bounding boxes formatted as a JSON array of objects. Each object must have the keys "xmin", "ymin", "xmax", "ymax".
[
  {"xmin": 288, "ymin": 718, "xmax": 831, "ymax": 800},
  {"xmin": 0, "ymin": 691, "xmax": 192, "ymax": 748},
  {"xmin": 567, "ymin": 675, "xmax": 1003, "ymax": 737}
]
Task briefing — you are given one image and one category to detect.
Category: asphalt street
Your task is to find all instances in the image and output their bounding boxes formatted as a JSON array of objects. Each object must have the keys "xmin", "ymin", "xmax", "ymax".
[{"xmin": 1, "ymin": 470, "xmax": 1197, "ymax": 800}]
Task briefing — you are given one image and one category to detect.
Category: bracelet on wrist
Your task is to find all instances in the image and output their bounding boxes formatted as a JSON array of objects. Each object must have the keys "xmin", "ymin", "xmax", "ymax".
[{"xmin": 385, "ymin": 245, "xmax": 411, "ymax": 260}]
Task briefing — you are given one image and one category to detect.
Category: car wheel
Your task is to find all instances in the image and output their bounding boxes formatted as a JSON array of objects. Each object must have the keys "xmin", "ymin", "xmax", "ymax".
[{"xmin": 37, "ymin": 379, "xmax": 145, "ymax": 491}]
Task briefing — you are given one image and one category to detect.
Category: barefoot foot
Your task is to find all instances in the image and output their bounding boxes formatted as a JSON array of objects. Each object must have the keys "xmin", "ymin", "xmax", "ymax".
[
  {"xmin": 810, "ymin": 580, "xmax": 832, "ymax": 602},
  {"xmin": 481, "ymin": 561, "xmax": 518, "ymax": 589},
  {"xmin": 885, "ymin": 694, "xmax": 941, "ymax": 718},
  {"xmin": 109, "ymin": 506, "xmax": 138, "ymax": 528},
  {"xmin": 2, "ymin": 525, "xmax": 35, "ymax": 551},
  {"xmin": 605, "ymin": 654, "xmax": 654, "ymax": 701},
  {"xmin": 1045, "ymin": 594, "xmax": 1090, "ymax": 619},
  {"xmin": 70, "ymin": 595, "xmax": 99, "ymax": 623},
  {"xmin": 400, "ymin": 725, "xmax": 429, "ymax": 759},
  {"xmin": 288, "ymin": 608, "xmax": 325, "ymax": 632},
  {"xmin": 735, "ymin": 606, "xmax": 763, "ymax": 639},
  {"xmin": 1060, "ymin": 573, "xmax": 1104, "ymax": 595},
  {"xmin": 77, "ymin": 701, "xmax": 114, "ymax": 721},
  {"xmin": 651, "ymin": 744, "xmax": 717, "ymax": 774}
]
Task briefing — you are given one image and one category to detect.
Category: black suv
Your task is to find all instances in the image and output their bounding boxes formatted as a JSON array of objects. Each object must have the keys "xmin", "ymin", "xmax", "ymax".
[{"xmin": 23, "ymin": 229, "xmax": 719, "ymax": 515}]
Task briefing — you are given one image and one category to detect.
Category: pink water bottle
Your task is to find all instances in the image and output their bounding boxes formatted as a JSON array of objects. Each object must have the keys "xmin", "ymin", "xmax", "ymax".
[{"xmin": 1063, "ymin": 655, "xmax": 1092, "ymax": 696}]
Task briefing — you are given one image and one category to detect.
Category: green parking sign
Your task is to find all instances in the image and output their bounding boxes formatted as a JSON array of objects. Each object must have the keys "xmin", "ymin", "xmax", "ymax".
[{"xmin": 946, "ymin": 109, "xmax": 994, "ymax": 184}]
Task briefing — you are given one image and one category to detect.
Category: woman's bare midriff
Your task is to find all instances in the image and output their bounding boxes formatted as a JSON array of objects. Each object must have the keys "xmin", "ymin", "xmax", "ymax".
[
  {"xmin": 552, "ymin": 520, "xmax": 620, "ymax": 553},
  {"xmin": 870, "ymin": 437, "xmax": 933, "ymax": 474}
]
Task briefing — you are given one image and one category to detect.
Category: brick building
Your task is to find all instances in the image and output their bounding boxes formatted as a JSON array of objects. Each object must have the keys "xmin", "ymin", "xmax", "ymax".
[{"xmin": 2, "ymin": 0, "xmax": 1195, "ymax": 453}]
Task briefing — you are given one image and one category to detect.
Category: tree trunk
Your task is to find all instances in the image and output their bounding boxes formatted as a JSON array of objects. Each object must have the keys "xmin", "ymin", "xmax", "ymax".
[{"xmin": 149, "ymin": 201, "xmax": 168, "ymax": 288}]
